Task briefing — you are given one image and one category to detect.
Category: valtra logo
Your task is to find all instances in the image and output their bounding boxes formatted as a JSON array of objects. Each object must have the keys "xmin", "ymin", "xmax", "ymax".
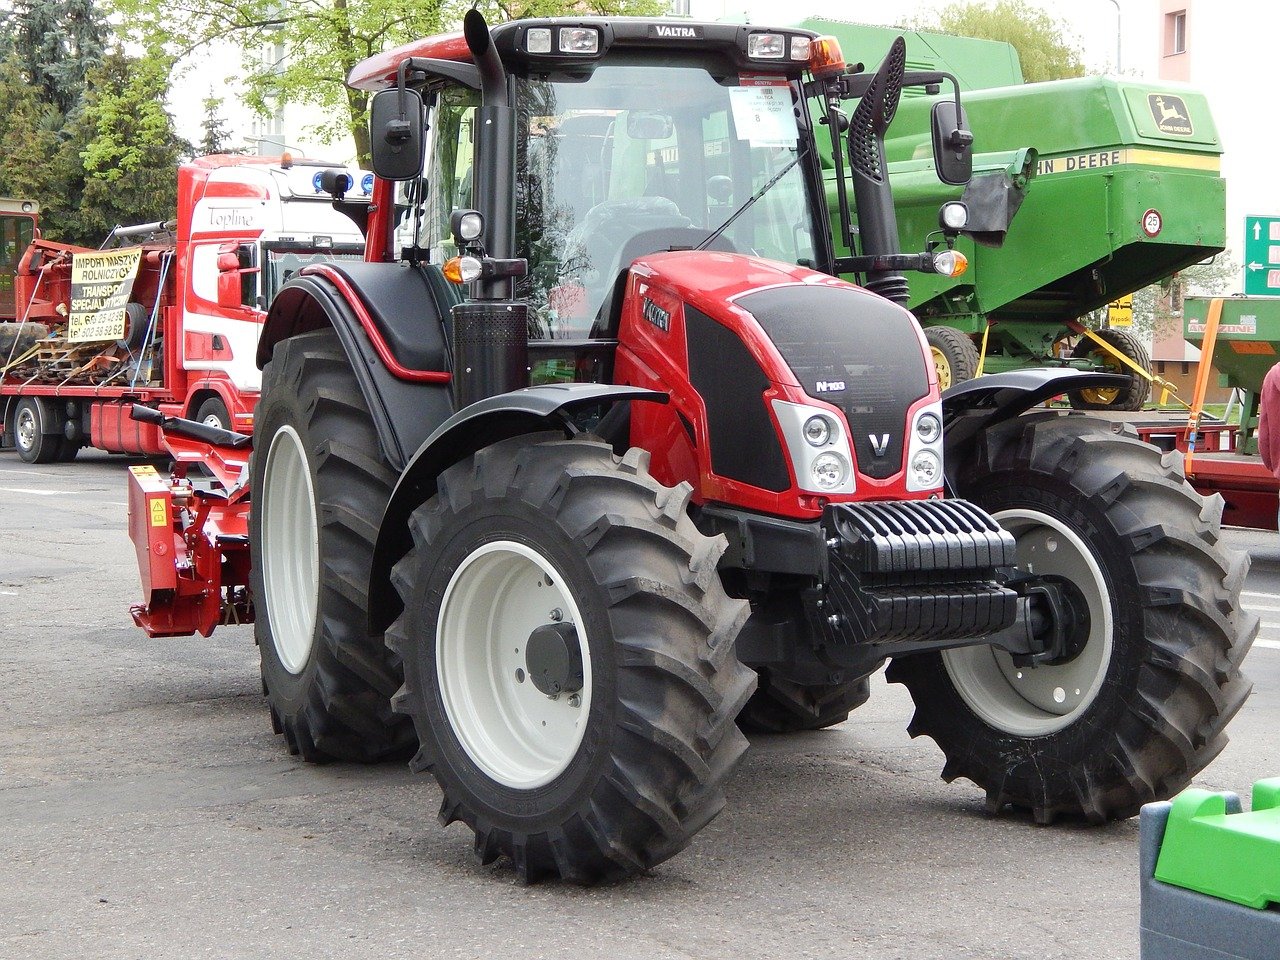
[{"xmin": 1147, "ymin": 94, "xmax": 1194, "ymax": 137}]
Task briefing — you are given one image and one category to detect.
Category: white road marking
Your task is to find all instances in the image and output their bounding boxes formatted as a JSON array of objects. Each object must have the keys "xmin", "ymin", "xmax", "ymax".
[
  {"xmin": 1256, "ymin": 639, "xmax": 1280, "ymax": 651},
  {"xmin": 0, "ymin": 468, "xmax": 59, "ymax": 478},
  {"xmin": 1244, "ymin": 602, "xmax": 1280, "ymax": 613},
  {"xmin": 0, "ymin": 486, "xmax": 69, "ymax": 496},
  {"xmin": 1242, "ymin": 591, "xmax": 1278, "ymax": 599}
]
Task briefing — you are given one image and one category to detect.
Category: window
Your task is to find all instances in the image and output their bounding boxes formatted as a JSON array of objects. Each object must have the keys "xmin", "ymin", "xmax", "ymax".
[{"xmin": 1166, "ymin": 11, "xmax": 1187, "ymax": 55}]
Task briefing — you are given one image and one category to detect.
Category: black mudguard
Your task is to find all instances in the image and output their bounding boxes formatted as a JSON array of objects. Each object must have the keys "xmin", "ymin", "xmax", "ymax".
[
  {"xmin": 257, "ymin": 271, "xmax": 454, "ymax": 471},
  {"xmin": 941, "ymin": 368, "xmax": 1129, "ymax": 489},
  {"xmin": 367, "ymin": 383, "xmax": 668, "ymax": 633}
]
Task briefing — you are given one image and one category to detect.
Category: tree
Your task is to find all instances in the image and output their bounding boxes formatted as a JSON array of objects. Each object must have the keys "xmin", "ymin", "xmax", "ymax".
[
  {"xmin": 74, "ymin": 47, "xmax": 191, "ymax": 240},
  {"xmin": 1, "ymin": 0, "xmax": 106, "ymax": 114},
  {"xmin": 199, "ymin": 92, "xmax": 235, "ymax": 156},
  {"xmin": 105, "ymin": 0, "xmax": 666, "ymax": 168},
  {"xmin": 912, "ymin": 0, "xmax": 1086, "ymax": 83}
]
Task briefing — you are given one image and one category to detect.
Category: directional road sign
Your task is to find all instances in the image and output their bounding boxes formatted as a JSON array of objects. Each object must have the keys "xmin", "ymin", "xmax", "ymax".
[{"xmin": 1244, "ymin": 215, "xmax": 1280, "ymax": 296}]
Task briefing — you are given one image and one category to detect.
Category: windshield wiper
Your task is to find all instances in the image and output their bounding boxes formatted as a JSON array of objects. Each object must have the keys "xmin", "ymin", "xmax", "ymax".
[{"xmin": 695, "ymin": 147, "xmax": 808, "ymax": 253}]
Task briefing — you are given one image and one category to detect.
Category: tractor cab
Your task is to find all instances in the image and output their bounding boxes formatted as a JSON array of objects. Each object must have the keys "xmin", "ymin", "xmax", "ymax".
[{"xmin": 356, "ymin": 16, "xmax": 975, "ymax": 347}]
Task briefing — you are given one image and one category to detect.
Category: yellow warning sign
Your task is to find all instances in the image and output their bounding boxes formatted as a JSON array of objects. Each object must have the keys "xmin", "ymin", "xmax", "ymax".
[
  {"xmin": 1108, "ymin": 294, "xmax": 1134, "ymax": 328},
  {"xmin": 149, "ymin": 498, "xmax": 168, "ymax": 527},
  {"xmin": 68, "ymin": 247, "xmax": 143, "ymax": 342}
]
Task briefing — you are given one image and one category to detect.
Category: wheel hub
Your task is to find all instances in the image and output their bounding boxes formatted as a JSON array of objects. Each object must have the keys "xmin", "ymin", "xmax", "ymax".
[
  {"xmin": 16, "ymin": 407, "xmax": 36, "ymax": 451},
  {"xmin": 525, "ymin": 621, "xmax": 584, "ymax": 697}
]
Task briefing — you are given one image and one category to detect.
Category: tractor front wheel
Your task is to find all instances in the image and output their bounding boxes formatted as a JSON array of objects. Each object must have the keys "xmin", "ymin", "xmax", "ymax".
[
  {"xmin": 388, "ymin": 435, "xmax": 755, "ymax": 883},
  {"xmin": 888, "ymin": 413, "xmax": 1254, "ymax": 822}
]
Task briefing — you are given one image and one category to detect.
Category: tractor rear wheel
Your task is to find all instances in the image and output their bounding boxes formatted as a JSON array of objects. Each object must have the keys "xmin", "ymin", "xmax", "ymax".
[
  {"xmin": 888, "ymin": 413, "xmax": 1255, "ymax": 822},
  {"xmin": 924, "ymin": 325, "xmax": 980, "ymax": 391},
  {"xmin": 1067, "ymin": 328, "xmax": 1151, "ymax": 411},
  {"xmin": 387, "ymin": 435, "xmax": 755, "ymax": 883},
  {"xmin": 737, "ymin": 670, "xmax": 870, "ymax": 733},
  {"xmin": 250, "ymin": 328, "xmax": 415, "ymax": 762}
]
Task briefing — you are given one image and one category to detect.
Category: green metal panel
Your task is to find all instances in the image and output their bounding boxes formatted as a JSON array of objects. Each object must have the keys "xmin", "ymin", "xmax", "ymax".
[
  {"xmin": 803, "ymin": 19, "xmax": 1226, "ymax": 331},
  {"xmin": 1154, "ymin": 780, "xmax": 1280, "ymax": 910},
  {"xmin": 1185, "ymin": 297, "xmax": 1280, "ymax": 395}
]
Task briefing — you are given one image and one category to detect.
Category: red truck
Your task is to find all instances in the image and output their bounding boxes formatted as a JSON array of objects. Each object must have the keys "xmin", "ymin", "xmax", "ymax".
[{"xmin": 0, "ymin": 155, "xmax": 368, "ymax": 462}]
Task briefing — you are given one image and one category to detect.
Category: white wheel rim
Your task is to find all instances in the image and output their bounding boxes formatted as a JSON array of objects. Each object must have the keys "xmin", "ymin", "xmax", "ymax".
[
  {"xmin": 202, "ymin": 412, "xmax": 225, "ymax": 429},
  {"xmin": 15, "ymin": 406, "xmax": 37, "ymax": 453},
  {"xmin": 260, "ymin": 425, "xmax": 319, "ymax": 674},
  {"xmin": 437, "ymin": 540, "xmax": 592, "ymax": 789},
  {"xmin": 942, "ymin": 508, "xmax": 1114, "ymax": 737}
]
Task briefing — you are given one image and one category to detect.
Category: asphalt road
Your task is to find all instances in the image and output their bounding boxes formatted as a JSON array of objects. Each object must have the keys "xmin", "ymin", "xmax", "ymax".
[{"xmin": 2, "ymin": 448, "xmax": 1278, "ymax": 960}]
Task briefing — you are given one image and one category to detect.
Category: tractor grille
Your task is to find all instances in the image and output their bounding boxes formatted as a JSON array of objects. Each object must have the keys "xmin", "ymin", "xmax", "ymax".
[
  {"xmin": 812, "ymin": 499, "xmax": 1018, "ymax": 647},
  {"xmin": 737, "ymin": 284, "xmax": 928, "ymax": 480}
]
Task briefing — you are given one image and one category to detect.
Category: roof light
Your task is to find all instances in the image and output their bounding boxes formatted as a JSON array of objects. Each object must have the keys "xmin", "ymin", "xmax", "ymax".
[
  {"xmin": 747, "ymin": 33, "xmax": 786, "ymax": 59},
  {"xmin": 933, "ymin": 250, "xmax": 969, "ymax": 278},
  {"xmin": 559, "ymin": 27, "xmax": 599, "ymax": 54},
  {"xmin": 790, "ymin": 36, "xmax": 812, "ymax": 61},
  {"xmin": 280, "ymin": 151, "xmax": 294, "ymax": 169},
  {"xmin": 526, "ymin": 27, "xmax": 552, "ymax": 54},
  {"xmin": 808, "ymin": 35, "xmax": 846, "ymax": 78}
]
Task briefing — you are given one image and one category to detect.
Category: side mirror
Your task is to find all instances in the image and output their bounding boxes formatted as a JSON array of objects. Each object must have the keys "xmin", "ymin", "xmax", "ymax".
[
  {"xmin": 931, "ymin": 100, "xmax": 974, "ymax": 186},
  {"xmin": 370, "ymin": 87, "xmax": 426, "ymax": 181},
  {"xmin": 216, "ymin": 242, "xmax": 258, "ymax": 308}
]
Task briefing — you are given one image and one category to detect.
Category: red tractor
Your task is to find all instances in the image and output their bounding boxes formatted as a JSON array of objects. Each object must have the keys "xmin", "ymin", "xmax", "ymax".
[{"xmin": 131, "ymin": 13, "xmax": 1254, "ymax": 883}]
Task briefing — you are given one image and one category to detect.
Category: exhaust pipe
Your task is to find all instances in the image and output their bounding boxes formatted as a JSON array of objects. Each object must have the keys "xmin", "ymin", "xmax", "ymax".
[{"xmin": 847, "ymin": 38, "xmax": 909, "ymax": 304}]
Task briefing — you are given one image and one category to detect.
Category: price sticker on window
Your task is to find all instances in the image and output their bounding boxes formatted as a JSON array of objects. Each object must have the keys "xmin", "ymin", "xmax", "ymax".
[{"xmin": 730, "ymin": 76, "xmax": 799, "ymax": 147}]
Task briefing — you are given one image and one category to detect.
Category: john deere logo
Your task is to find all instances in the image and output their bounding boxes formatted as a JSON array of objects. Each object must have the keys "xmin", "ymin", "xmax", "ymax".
[{"xmin": 1148, "ymin": 94, "xmax": 1194, "ymax": 136}]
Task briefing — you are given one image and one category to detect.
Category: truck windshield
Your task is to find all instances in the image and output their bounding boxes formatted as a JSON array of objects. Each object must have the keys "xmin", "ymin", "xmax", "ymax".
[
  {"xmin": 260, "ymin": 243, "xmax": 365, "ymax": 306},
  {"xmin": 514, "ymin": 59, "xmax": 819, "ymax": 338}
]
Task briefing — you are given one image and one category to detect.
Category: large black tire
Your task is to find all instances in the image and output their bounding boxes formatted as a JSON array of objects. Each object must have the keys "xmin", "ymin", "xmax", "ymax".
[
  {"xmin": 13, "ymin": 398, "xmax": 61, "ymax": 464},
  {"xmin": 924, "ymin": 325, "xmax": 980, "ymax": 391},
  {"xmin": 888, "ymin": 413, "xmax": 1255, "ymax": 823},
  {"xmin": 1067, "ymin": 328, "xmax": 1151, "ymax": 411},
  {"xmin": 195, "ymin": 395, "xmax": 232, "ymax": 432},
  {"xmin": 387, "ymin": 435, "xmax": 756, "ymax": 883},
  {"xmin": 737, "ymin": 670, "xmax": 871, "ymax": 733},
  {"xmin": 249, "ymin": 329, "xmax": 415, "ymax": 762}
]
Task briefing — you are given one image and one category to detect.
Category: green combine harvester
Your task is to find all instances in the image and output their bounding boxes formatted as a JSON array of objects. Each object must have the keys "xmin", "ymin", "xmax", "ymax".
[{"xmin": 804, "ymin": 18, "xmax": 1226, "ymax": 407}]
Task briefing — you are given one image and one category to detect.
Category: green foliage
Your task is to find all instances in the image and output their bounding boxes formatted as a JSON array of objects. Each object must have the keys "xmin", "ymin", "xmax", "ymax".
[
  {"xmin": 200, "ymin": 93, "xmax": 236, "ymax": 156},
  {"xmin": 1, "ymin": 0, "xmax": 106, "ymax": 113},
  {"xmin": 913, "ymin": 0, "xmax": 1086, "ymax": 83},
  {"xmin": 106, "ymin": 0, "xmax": 668, "ymax": 167}
]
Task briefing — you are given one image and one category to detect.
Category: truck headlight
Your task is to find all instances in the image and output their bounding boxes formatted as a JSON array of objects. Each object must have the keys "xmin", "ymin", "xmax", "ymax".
[{"xmin": 812, "ymin": 452, "xmax": 848, "ymax": 490}]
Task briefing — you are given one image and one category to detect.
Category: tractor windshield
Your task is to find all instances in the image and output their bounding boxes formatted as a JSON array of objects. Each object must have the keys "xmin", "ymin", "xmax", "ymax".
[{"xmin": 513, "ymin": 59, "xmax": 820, "ymax": 338}]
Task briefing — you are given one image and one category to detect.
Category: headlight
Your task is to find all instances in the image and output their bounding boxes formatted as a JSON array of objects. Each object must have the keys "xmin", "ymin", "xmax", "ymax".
[
  {"xmin": 790, "ymin": 36, "xmax": 812, "ymax": 61},
  {"xmin": 559, "ymin": 27, "xmax": 599, "ymax": 54},
  {"xmin": 526, "ymin": 28, "xmax": 552, "ymax": 54},
  {"xmin": 915, "ymin": 412, "xmax": 941, "ymax": 444},
  {"xmin": 939, "ymin": 201, "xmax": 969, "ymax": 231},
  {"xmin": 803, "ymin": 415, "xmax": 833, "ymax": 446},
  {"xmin": 910, "ymin": 450, "xmax": 942, "ymax": 488},
  {"xmin": 747, "ymin": 33, "xmax": 786, "ymax": 59},
  {"xmin": 811, "ymin": 452, "xmax": 848, "ymax": 490}
]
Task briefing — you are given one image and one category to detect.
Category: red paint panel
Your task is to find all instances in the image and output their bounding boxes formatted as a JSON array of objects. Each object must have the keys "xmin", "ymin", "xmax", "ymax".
[
  {"xmin": 91, "ymin": 401, "xmax": 165, "ymax": 455},
  {"xmin": 184, "ymin": 331, "xmax": 235, "ymax": 361},
  {"xmin": 618, "ymin": 251, "xmax": 938, "ymax": 520},
  {"xmin": 202, "ymin": 181, "xmax": 270, "ymax": 200},
  {"xmin": 348, "ymin": 33, "xmax": 469, "ymax": 90}
]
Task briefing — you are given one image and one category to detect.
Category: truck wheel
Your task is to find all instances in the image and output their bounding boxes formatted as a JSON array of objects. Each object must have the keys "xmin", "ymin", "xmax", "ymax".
[
  {"xmin": 387, "ymin": 436, "xmax": 755, "ymax": 883},
  {"xmin": 924, "ymin": 325, "xmax": 980, "ymax": 391},
  {"xmin": 13, "ymin": 398, "xmax": 60, "ymax": 464},
  {"xmin": 1067, "ymin": 328, "xmax": 1151, "ymax": 411},
  {"xmin": 888, "ymin": 413, "xmax": 1255, "ymax": 823},
  {"xmin": 195, "ymin": 396, "xmax": 231, "ymax": 432},
  {"xmin": 737, "ymin": 670, "xmax": 870, "ymax": 733},
  {"xmin": 250, "ymin": 329, "xmax": 415, "ymax": 763}
]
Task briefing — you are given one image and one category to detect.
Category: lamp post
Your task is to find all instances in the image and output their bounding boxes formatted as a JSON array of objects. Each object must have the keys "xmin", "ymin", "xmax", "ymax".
[{"xmin": 1104, "ymin": 0, "xmax": 1122, "ymax": 74}]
